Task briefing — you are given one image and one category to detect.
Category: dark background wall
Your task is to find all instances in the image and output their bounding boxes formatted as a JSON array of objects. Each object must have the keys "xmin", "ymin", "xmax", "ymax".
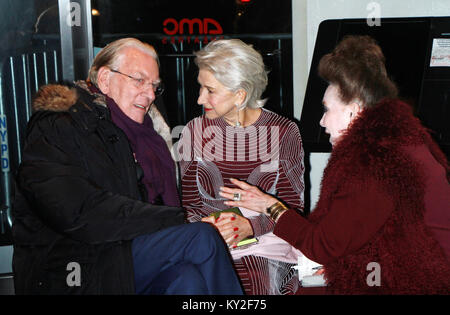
[{"xmin": 91, "ymin": 0, "xmax": 294, "ymax": 128}]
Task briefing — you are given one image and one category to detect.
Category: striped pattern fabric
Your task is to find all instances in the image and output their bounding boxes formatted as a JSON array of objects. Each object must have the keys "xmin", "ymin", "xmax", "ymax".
[
  {"xmin": 234, "ymin": 256, "xmax": 300, "ymax": 295},
  {"xmin": 178, "ymin": 109, "xmax": 305, "ymax": 295}
]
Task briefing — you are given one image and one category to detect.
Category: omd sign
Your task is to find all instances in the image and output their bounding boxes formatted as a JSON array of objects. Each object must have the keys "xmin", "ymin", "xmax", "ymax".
[
  {"xmin": 162, "ymin": 18, "xmax": 224, "ymax": 45},
  {"xmin": 163, "ymin": 18, "xmax": 223, "ymax": 35}
]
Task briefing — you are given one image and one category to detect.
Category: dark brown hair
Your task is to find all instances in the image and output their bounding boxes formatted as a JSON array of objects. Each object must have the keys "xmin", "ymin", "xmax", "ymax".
[{"xmin": 318, "ymin": 35, "xmax": 398, "ymax": 108}]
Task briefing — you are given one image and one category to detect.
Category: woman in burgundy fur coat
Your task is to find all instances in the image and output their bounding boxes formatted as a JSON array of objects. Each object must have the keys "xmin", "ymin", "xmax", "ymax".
[{"xmin": 219, "ymin": 35, "xmax": 450, "ymax": 294}]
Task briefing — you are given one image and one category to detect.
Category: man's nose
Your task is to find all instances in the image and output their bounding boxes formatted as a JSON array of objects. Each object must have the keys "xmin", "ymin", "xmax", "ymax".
[{"xmin": 142, "ymin": 86, "xmax": 156, "ymax": 102}]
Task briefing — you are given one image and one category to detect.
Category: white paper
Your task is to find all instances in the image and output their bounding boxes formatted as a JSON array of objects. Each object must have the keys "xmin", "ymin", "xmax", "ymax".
[
  {"xmin": 430, "ymin": 38, "xmax": 450, "ymax": 67},
  {"xmin": 291, "ymin": 255, "xmax": 326, "ymax": 287},
  {"xmin": 301, "ymin": 275, "xmax": 326, "ymax": 287}
]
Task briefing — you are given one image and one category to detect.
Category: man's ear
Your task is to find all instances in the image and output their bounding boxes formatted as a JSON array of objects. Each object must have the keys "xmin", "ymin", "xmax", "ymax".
[{"xmin": 96, "ymin": 66, "xmax": 110, "ymax": 94}]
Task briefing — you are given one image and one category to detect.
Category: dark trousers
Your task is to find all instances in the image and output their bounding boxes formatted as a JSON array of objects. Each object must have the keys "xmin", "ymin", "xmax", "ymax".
[{"xmin": 132, "ymin": 222, "xmax": 243, "ymax": 295}]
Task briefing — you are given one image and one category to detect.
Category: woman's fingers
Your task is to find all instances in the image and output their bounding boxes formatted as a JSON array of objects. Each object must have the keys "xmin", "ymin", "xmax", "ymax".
[
  {"xmin": 229, "ymin": 178, "xmax": 254, "ymax": 190},
  {"xmin": 219, "ymin": 179, "xmax": 259, "ymax": 196},
  {"xmin": 218, "ymin": 189, "xmax": 248, "ymax": 208},
  {"xmin": 219, "ymin": 188, "xmax": 274, "ymax": 213},
  {"xmin": 220, "ymin": 225, "xmax": 238, "ymax": 241},
  {"xmin": 214, "ymin": 213, "xmax": 252, "ymax": 246},
  {"xmin": 226, "ymin": 235, "xmax": 242, "ymax": 247},
  {"xmin": 224, "ymin": 227, "xmax": 246, "ymax": 247},
  {"xmin": 201, "ymin": 216, "xmax": 216, "ymax": 224},
  {"xmin": 217, "ymin": 222, "xmax": 240, "ymax": 245},
  {"xmin": 219, "ymin": 186, "xmax": 244, "ymax": 196},
  {"xmin": 214, "ymin": 212, "xmax": 237, "ymax": 227},
  {"xmin": 218, "ymin": 190, "xmax": 245, "ymax": 202}
]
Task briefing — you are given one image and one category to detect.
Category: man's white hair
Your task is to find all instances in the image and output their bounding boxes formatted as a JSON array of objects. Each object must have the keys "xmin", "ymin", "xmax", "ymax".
[{"xmin": 88, "ymin": 37, "xmax": 159, "ymax": 85}]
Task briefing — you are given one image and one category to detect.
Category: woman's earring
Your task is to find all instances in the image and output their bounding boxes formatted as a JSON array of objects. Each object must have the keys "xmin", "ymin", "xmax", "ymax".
[{"xmin": 235, "ymin": 104, "xmax": 241, "ymax": 127}]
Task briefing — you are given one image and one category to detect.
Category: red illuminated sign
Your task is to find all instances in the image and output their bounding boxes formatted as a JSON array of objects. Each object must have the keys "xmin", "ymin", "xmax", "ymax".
[
  {"xmin": 163, "ymin": 18, "xmax": 223, "ymax": 35},
  {"xmin": 162, "ymin": 18, "xmax": 224, "ymax": 45}
]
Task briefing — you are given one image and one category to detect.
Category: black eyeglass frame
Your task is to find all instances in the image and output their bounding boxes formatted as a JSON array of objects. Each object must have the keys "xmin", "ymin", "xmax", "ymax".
[{"xmin": 109, "ymin": 68, "xmax": 164, "ymax": 96}]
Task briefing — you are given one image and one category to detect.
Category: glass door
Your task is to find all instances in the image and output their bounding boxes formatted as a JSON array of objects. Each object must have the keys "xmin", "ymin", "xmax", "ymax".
[{"xmin": 0, "ymin": 0, "xmax": 93, "ymax": 246}]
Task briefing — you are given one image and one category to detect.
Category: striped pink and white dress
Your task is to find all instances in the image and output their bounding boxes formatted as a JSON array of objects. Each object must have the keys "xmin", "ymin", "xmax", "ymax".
[{"xmin": 178, "ymin": 109, "xmax": 305, "ymax": 295}]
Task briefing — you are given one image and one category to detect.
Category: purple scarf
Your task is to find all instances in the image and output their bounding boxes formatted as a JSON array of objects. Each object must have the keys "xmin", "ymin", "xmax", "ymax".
[{"xmin": 88, "ymin": 84, "xmax": 180, "ymax": 207}]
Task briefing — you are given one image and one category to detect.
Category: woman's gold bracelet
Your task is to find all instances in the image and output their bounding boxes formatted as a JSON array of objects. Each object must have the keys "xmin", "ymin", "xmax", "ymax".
[
  {"xmin": 272, "ymin": 207, "xmax": 287, "ymax": 222},
  {"xmin": 266, "ymin": 201, "xmax": 288, "ymax": 221}
]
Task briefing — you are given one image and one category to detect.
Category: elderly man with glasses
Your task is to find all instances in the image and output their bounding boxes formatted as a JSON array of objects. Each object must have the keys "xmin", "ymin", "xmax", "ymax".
[{"xmin": 12, "ymin": 38, "xmax": 243, "ymax": 295}]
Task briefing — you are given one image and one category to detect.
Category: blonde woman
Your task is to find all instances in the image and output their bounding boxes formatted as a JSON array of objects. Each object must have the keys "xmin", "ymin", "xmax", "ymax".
[{"xmin": 178, "ymin": 39, "xmax": 306, "ymax": 295}]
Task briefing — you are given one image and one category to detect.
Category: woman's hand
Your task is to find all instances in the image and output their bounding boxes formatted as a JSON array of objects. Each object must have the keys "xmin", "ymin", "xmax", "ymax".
[
  {"xmin": 201, "ymin": 212, "xmax": 253, "ymax": 248},
  {"xmin": 215, "ymin": 212, "xmax": 253, "ymax": 248},
  {"xmin": 219, "ymin": 178, "xmax": 279, "ymax": 214},
  {"xmin": 313, "ymin": 267, "xmax": 325, "ymax": 276},
  {"xmin": 201, "ymin": 215, "xmax": 216, "ymax": 225}
]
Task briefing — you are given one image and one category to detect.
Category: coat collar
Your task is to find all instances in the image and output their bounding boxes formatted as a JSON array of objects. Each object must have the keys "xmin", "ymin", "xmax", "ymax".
[
  {"xmin": 331, "ymin": 98, "xmax": 426, "ymax": 163},
  {"xmin": 316, "ymin": 98, "xmax": 430, "ymax": 202}
]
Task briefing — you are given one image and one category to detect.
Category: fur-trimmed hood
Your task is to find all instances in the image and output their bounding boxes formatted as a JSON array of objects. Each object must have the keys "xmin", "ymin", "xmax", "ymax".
[
  {"xmin": 33, "ymin": 84, "xmax": 78, "ymax": 112},
  {"xmin": 32, "ymin": 81, "xmax": 174, "ymax": 150}
]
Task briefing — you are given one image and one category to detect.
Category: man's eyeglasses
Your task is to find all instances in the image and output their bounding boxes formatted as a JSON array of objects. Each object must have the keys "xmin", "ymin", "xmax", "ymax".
[{"xmin": 110, "ymin": 69, "xmax": 164, "ymax": 96}]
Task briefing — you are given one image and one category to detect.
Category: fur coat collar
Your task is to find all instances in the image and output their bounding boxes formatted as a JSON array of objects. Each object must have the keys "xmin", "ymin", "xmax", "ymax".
[{"xmin": 319, "ymin": 98, "xmax": 448, "ymax": 202}]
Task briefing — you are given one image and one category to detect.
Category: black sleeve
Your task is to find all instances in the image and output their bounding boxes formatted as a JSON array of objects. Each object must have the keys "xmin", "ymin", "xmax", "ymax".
[{"xmin": 17, "ymin": 112, "xmax": 185, "ymax": 244}]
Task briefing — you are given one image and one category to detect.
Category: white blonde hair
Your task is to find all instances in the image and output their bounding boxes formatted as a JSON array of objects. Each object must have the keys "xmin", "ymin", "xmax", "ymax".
[
  {"xmin": 194, "ymin": 39, "xmax": 268, "ymax": 109},
  {"xmin": 88, "ymin": 37, "xmax": 159, "ymax": 85}
]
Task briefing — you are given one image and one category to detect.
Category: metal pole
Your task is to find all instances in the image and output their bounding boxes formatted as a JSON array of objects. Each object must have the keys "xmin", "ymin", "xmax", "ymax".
[
  {"xmin": 0, "ymin": 62, "xmax": 12, "ymax": 231},
  {"xmin": 84, "ymin": 0, "xmax": 94, "ymax": 69},
  {"xmin": 58, "ymin": 0, "xmax": 75, "ymax": 81}
]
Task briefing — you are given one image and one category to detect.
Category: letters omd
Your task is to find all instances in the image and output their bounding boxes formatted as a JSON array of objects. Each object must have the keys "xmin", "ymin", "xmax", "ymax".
[{"xmin": 163, "ymin": 18, "xmax": 223, "ymax": 35}]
